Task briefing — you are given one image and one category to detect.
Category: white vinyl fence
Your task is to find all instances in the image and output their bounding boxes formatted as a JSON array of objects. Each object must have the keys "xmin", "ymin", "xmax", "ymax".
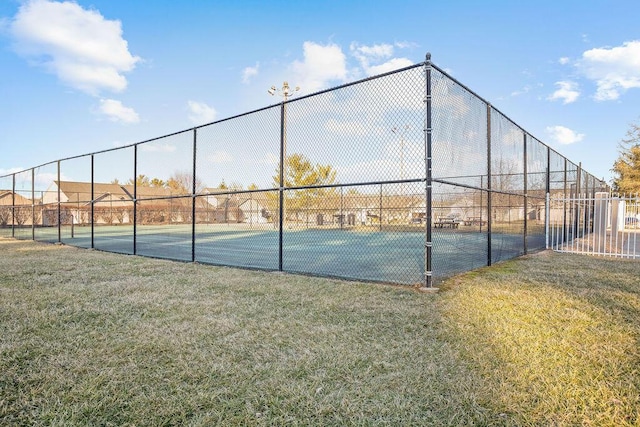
[{"xmin": 547, "ymin": 192, "xmax": 640, "ymax": 259}]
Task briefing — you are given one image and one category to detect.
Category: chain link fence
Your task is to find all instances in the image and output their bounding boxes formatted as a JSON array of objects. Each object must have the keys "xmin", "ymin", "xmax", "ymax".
[{"xmin": 0, "ymin": 55, "xmax": 605, "ymax": 286}]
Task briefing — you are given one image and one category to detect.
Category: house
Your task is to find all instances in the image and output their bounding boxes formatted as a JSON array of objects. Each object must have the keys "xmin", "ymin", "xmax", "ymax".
[
  {"xmin": 0, "ymin": 190, "xmax": 32, "ymax": 206},
  {"xmin": 0, "ymin": 190, "xmax": 33, "ymax": 226},
  {"xmin": 121, "ymin": 185, "xmax": 191, "ymax": 224},
  {"xmin": 202, "ymin": 189, "xmax": 271, "ymax": 224},
  {"xmin": 42, "ymin": 181, "xmax": 132, "ymax": 225},
  {"xmin": 40, "ymin": 181, "xmax": 274, "ymax": 226}
]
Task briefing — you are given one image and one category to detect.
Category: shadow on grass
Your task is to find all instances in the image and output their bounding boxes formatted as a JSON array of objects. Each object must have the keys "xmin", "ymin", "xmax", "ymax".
[{"xmin": 437, "ymin": 251, "xmax": 640, "ymax": 426}]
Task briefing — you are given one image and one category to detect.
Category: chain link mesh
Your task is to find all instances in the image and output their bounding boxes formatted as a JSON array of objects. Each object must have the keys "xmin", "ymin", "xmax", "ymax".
[
  {"xmin": 193, "ymin": 106, "xmax": 281, "ymax": 271},
  {"xmin": 432, "ymin": 68, "xmax": 488, "ymax": 188},
  {"xmin": 0, "ymin": 59, "xmax": 606, "ymax": 285},
  {"xmin": 12, "ymin": 169, "xmax": 32, "ymax": 241},
  {"xmin": 58, "ymin": 155, "xmax": 92, "ymax": 248},
  {"xmin": 491, "ymin": 109, "xmax": 525, "ymax": 195},
  {"xmin": 489, "ymin": 109, "xmax": 526, "ymax": 262},
  {"xmin": 32, "ymin": 162, "xmax": 58, "ymax": 243},
  {"xmin": 93, "ymin": 147, "xmax": 134, "ymax": 254},
  {"xmin": 0, "ymin": 175, "xmax": 11, "ymax": 238},
  {"xmin": 526, "ymin": 135, "xmax": 548, "ymax": 251},
  {"xmin": 432, "ymin": 181, "xmax": 488, "ymax": 277}
]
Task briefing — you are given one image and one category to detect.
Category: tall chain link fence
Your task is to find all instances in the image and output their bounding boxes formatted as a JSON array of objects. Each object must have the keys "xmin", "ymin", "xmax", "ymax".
[{"xmin": 0, "ymin": 56, "xmax": 605, "ymax": 286}]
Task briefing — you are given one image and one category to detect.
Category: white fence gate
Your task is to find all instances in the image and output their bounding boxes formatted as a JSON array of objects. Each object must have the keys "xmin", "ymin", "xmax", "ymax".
[{"xmin": 547, "ymin": 192, "xmax": 640, "ymax": 259}]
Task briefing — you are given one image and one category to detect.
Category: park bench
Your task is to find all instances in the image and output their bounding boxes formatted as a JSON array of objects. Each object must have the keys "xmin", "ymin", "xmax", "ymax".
[
  {"xmin": 463, "ymin": 217, "xmax": 487, "ymax": 226},
  {"xmin": 434, "ymin": 217, "xmax": 460, "ymax": 229}
]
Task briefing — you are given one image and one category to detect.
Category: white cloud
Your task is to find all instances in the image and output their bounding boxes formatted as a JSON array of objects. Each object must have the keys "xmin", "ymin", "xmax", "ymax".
[
  {"xmin": 99, "ymin": 99, "xmax": 140, "ymax": 123},
  {"xmin": 257, "ymin": 152, "xmax": 279, "ymax": 165},
  {"xmin": 558, "ymin": 57, "xmax": 570, "ymax": 65},
  {"xmin": 366, "ymin": 57, "xmax": 414, "ymax": 76},
  {"xmin": 290, "ymin": 41, "xmax": 347, "ymax": 93},
  {"xmin": 546, "ymin": 125, "xmax": 585, "ymax": 145},
  {"xmin": 0, "ymin": 167, "xmax": 25, "ymax": 177},
  {"xmin": 187, "ymin": 101, "xmax": 217, "ymax": 125},
  {"xmin": 34, "ymin": 172, "xmax": 58, "ymax": 186},
  {"xmin": 242, "ymin": 63, "xmax": 259, "ymax": 84},
  {"xmin": 350, "ymin": 42, "xmax": 394, "ymax": 61},
  {"xmin": 9, "ymin": 0, "xmax": 140, "ymax": 95},
  {"xmin": 547, "ymin": 81, "xmax": 580, "ymax": 104},
  {"xmin": 432, "ymin": 78, "xmax": 470, "ymax": 117},
  {"xmin": 511, "ymin": 85, "xmax": 531, "ymax": 97},
  {"xmin": 394, "ymin": 41, "xmax": 418, "ymax": 50},
  {"xmin": 580, "ymin": 40, "xmax": 640, "ymax": 101},
  {"xmin": 140, "ymin": 143, "xmax": 176, "ymax": 153},
  {"xmin": 208, "ymin": 150, "xmax": 233, "ymax": 164},
  {"xmin": 325, "ymin": 118, "xmax": 368, "ymax": 136},
  {"xmin": 267, "ymin": 40, "xmax": 417, "ymax": 96},
  {"xmin": 349, "ymin": 42, "xmax": 412, "ymax": 76}
]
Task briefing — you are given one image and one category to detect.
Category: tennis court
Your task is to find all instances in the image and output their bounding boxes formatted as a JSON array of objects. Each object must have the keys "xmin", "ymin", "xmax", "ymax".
[
  {"xmin": 0, "ymin": 56, "xmax": 600, "ymax": 286},
  {"xmin": 23, "ymin": 223, "xmax": 531, "ymax": 284}
]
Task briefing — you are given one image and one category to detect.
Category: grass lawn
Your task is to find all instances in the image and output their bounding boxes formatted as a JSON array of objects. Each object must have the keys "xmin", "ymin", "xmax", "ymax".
[{"xmin": 1, "ymin": 239, "xmax": 639, "ymax": 426}]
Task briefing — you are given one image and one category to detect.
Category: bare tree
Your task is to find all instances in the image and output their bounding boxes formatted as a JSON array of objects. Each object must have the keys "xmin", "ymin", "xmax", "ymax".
[
  {"xmin": 0, "ymin": 207, "xmax": 10, "ymax": 226},
  {"xmin": 612, "ymin": 120, "xmax": 640, "ymax": 194},
  {"xmin": 166, "ymin": 171, "xmax": 205, "ymax": 194}
]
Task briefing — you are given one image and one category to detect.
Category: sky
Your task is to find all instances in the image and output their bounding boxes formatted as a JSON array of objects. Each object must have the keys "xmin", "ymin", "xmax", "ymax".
[{"xmin": 1, "ymin": 0, "xmax": 639, "ymax": 188}]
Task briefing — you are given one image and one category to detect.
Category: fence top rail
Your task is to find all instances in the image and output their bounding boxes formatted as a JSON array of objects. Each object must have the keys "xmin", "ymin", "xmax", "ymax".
[
  {"xmin": 0, "ymin": 62, "xmax": 424, "ymax": 181},
  {"xmin": 2, "ymin": 54, "xmax": 603, "ymax": 190},
  {"xmin": 429, "ymin": 61, "xmax": 604, "ymax": 188}
]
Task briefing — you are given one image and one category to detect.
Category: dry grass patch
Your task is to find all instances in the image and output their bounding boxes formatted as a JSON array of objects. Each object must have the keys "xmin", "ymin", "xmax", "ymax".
[
  {"xmin": 1, "ymin": 239, "xmax": 639, "ymax": 426},
  {"xmin": 0, "ymin": 239, "xmax": 485, "ymax": 426},
  {"xmin": 439, "ymin": 251, "xmax": 640, "ymax": 426}
]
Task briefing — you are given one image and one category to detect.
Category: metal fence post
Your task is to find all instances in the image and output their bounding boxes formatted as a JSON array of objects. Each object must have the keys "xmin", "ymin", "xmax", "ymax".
[
  {"xmin": 11, "ymin": 173, "xmax": 15, "ymax": 238},
  {"xmin": 278, "ymin": 102, "xmax": 285, "ymax": 271},
  {"xmin": 423, "ymin": 53, "xmax": 434, "ymax": 289},
  {"xmin": 91, "ymin": 154, "xmax": 95, "ymax": 249},
  {"xmin": 486, "ymin": 104, "xmax": 492, "ymax": 266},
  {"xmin": 379, "ymin": 184, "xmax": 383, "ymax": 232},
  {"xmin": 563, "ymin": 157, "xmax": 567, "ymax": 243},
  {"xmin": 340, "ymin": 187, "xmax": 344, "ymax": 230},
  {"xmin": 192, "ymin": 128, "xmax": 197, "ymax": 262},
  {"xmin": 57, "ymin": 160, "xmax": 61, "ymax": 243},
  {"xmin": 523, "ymin": 132, "xmax": 528, "ymax": 255},
  {"xmin": 576, "ymin": 162, "xmax": 582, "ymax": 238},
  {"xmin": 31, "ymin": 168, "xmax": 35, "ymax": 241},
  {"xmin": 133, "ymin": 145, "xmax": 137, "ymax": 255},
  {"xmin": 480, "ymin": 176, "xmax": 484, "ymax": 232},
  {"xmin": 545, "ymin": 146, "xmax": 550, "ymax": 249}
]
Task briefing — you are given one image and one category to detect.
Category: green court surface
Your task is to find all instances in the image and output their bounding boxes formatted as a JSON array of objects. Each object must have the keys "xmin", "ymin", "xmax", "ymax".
[{"xmin": 7, "ymin": 223, "xmax": 543, "ymax": 285}]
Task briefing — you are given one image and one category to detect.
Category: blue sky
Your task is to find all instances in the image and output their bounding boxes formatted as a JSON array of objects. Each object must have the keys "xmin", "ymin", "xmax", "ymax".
[{"xmin": 1, "ymin": 0, "xmax": 639, "ymax": 186}]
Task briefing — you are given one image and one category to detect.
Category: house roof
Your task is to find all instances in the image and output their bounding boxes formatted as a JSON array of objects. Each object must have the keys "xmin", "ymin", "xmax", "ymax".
[
  {"xmin": 0, "ymin": 190, "xmax": 32, "ymax": 206},
  {"xmin": 121, "ymin": 185, "xmax": 181, "ymax": 199},
  {"xmin": 56, "ymin": 181, "xmax": 129, "ymax": 201},
  {"xmin": 203, "ymin": 188, "xmax": 275, "ymax": 209},
  {"xmin": 51, "ymin": 181, "xmax": 428, "ymax": 211},
  {"xmin": 57, "ymin": 181, "xmax": 181, "ymax": 202}
]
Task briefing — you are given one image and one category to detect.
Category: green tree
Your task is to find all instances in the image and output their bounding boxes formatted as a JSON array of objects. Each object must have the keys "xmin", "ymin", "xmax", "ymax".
[
  {"xmin": 216, "ymin": 180, "xmax": 242, "ymax": 191},
  {"xmin": 128, "ymin": 174, "xmax": 151, "ymax": 187},
  {"xmin": 150, "ymin": 178, "xmax": 166, "ymax": 188},
  {"xmin": 228, "ymin": 181, "xmax": 243, "ymax": 191},
  {"xmin": 273, "ymin": 153, "xmax": 337, "ymax": 189},
  {"xmin": 270, "ymin": 153, "xmax": 337, "ymax": 222},
  {"xmin": 612, "ymin": 121, "xmax": 640, "ymax": 194}
]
